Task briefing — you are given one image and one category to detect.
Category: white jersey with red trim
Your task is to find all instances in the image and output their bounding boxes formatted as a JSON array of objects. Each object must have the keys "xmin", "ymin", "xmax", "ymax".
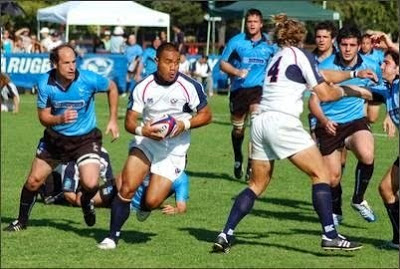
[
  {"xmin": 128, "ymin": 72, "xmax": 208, "ymax": 156},
  {"xmin": 260, "ymin": 46, "xmax": 324, "ymax": 118}
]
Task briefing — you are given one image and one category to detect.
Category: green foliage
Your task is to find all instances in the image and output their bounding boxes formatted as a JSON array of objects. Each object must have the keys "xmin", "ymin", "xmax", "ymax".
[
  {"xmin": 139, "ymin": 0, "xmax": 204, "ymax": 27},
  {"xmin": 1, "ymin": 94, "xmax": 399, "ymax": 268},
  {"xmin": 317, "ymin": 0, "xmax": 398, "ymax": 36}
]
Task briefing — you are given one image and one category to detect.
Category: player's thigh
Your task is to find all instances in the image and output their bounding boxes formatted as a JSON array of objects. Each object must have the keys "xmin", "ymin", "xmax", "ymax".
[
  {"xmin": 120, "ymin": 148, "xmax": 150, "ymax": 198},
  {"xmin": 289, "ymin": 145, "xmax": 329, "ymax": 184},
  {"xmin": 322, "ymin": 150, "xmax": 343, "ymax": 185},
  {"xmin": 79, "ymin": 161, "xmax": 100, "ymax": 189},
  {"xmin": 248, "ymin": 159, "xmax": 274, "ymax": 196},
  {"xmin": 145, "ymin": 174, "xmax": 173, "ymax": 209},
  {"xmin": 26, "ymin": 157, "xmax": 53, "ymax": 190},
  {"xmin": 346, "ymin": 130, "xmax": 374, "ymax": 163}
]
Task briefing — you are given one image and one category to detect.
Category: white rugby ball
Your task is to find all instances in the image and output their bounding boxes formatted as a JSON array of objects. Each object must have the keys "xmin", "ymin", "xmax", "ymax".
[{"xmin": 150, "ymin": 115, "xmax": 177, "ymax": 138}]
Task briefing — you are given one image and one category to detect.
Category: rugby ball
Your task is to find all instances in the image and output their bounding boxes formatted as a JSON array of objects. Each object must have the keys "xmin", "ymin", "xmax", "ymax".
[{"xmin": 150, "ymin": 115, "xmax": 177, "ymax": 138}]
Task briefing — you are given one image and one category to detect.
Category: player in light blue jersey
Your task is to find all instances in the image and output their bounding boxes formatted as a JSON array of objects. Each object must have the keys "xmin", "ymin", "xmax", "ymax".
[
  {"xmin": 131, "ymin": 171, "xmax": 189, "ymax": 218},
  {"xmin": 4, "ymin": 44, "xmax": 119, "ymax": 232},
  {"xmin": 309, "ymin": 26, "xmax": 382, "ymax": 226},
  {"xmin": 220, "ymin": 8, "xmax": 277, "ymax": 180},
  {"xmin": 137, "ymin": 37, "xmax": 162, "ymax": 81},
  {"xmin": 360, "ymin": 33, "xmax": 385, "ymax": 66}
]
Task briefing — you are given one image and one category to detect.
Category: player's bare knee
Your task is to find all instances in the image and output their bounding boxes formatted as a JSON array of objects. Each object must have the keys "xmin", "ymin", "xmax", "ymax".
[
  {"xmin": 145, "ymin": 196, "xmax": 162, "ymax": 210},
  {"xmin": 26, "ymin": 175, "xmax": 44, "ymax": 191}
]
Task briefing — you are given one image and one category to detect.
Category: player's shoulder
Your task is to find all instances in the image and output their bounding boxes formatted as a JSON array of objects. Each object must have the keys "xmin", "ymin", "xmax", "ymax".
[
  {"xmin": 227, "ymin": 33, "xmax": 246, "ymax": 45},
  {"xmin": 360, "ymin": 54, "xmax": 380, "ymax": 69},
  {"xmin": 135, "ymin": 74, "xmax": 156, "ymax": 90},
  {"xmin": 319, "ymin": 54, "xmax": 336, "ymax": 69},
  {"xmin": 37, "ymin": 70, "xmax": 55, "ymax": 90},
  {"xmin": 177, "ymin": 72, "xmax": 203, "ymax": 89}
]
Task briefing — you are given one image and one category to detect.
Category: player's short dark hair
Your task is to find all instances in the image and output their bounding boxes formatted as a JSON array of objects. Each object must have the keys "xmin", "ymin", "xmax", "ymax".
[
  {"xmin": 337, "ymin": 25, "xmax": 362, "ymax": 44},
  {"xmin": 314, "ymin": 21, "xmax": 337, "ymax": 38},
  {"xmin": 385, "ymin": 50, "xmax": 399, "ymax": 66},
  {"xmin": 49, "ymin": 44, "xmax": 78, "ymax": 65},
  {"xmin": 156, "ymin": 42, "xmax": 179, "ymax": 58},
  {"xmin": 245, "ymin": 8, "xmax": 263, "ymax": 22}
]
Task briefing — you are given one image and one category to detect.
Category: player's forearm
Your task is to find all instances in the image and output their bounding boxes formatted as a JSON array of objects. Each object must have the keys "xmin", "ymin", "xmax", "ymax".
[
  {"xmin": 320, "ymin": 70, "xmax": 353, "ymax": 84},
  {"xmin": 107, "ymin": 81, "xmax": 119, "ymax": 122},
  {"xmin": 188, "ymin": 105, "xmax": 212, "ymax": 129},
  {"xmin": 220, "ymin": 60, "xmax": 241, "ymax": 77},
  {"xmin": 308, "ymin": 94, "xmax": 329, "ymax": 125},
  {"xmin": 38, "ymin": 111, "xmax": 63, "ymax": 126}
]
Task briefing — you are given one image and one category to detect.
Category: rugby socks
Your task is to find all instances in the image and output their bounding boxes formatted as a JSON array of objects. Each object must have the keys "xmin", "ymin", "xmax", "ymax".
[
  {"xmin": 312, "ymin": 183, "xmax": 338, "ymax": 239},
  {"xmin": 222, "ymin": 188, "xmax": 257, "ymax": 236},
  {"xmin": 352, "ymin": 161, "xmax": 374, "ymax": 204},
  {"xmin": 109, "ymin": 194, "xmax": 131, "ymax": 242},
  {"xmin": 384, "ymin": 201, "xmax": 399, "ymax": 244},
  {"xmin": 331, "ymin": 183, "xmax": 342, "ymax": 216},
  {"xmin": 231, "ymin": 131, "xmax": 244, "ymax": 163},
  {"xmin": 80, "ymin": 186, "xmax": 98, "ymax": 207},
  {"xmin": 18, "ymin": 186, "xmax": 37, "ymax": 225}
]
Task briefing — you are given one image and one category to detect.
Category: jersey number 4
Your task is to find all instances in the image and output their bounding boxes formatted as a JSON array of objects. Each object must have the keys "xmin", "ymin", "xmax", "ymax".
[{"xmin": 267, "ymin": 56, "xmax": 282, "ymax": 83}]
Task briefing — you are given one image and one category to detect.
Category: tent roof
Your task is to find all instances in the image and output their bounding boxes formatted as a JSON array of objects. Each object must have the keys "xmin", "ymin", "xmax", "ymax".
[
  {"xmin": 37, "ymin": 1, "xmax": 170, "ymax": 27},
  {"xmin": 211, "ymin": 0, "xmax": 340, "ymax": 21}
]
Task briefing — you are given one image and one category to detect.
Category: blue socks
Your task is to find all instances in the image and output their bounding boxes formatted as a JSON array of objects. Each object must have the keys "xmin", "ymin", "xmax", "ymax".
[
  {"xmin": 312, "ymin": 183, "xmax": 338, "ymax": 239},
  {"xmin": 109, "ymin": 195, "xmax": 131, "ymax": 241},
  {"xmin": 222, "ymin": 188, "xmax": 257, "ymax": 236}
]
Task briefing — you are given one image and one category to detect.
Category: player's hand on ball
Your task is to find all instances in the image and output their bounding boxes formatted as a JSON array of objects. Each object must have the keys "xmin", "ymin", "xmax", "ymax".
[
  {"xmin": 169, "ymin": 120, "xmax": 185, "ymax": 138},
  {"xmin": 142, "ymin": 122, "xmax": 165, "ymax": 140}
]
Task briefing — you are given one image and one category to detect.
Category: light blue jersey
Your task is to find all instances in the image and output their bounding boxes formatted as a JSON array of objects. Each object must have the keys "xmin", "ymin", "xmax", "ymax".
[
  {"xmin": 370, "ymin": 78, "xmax": 399, "ymax": 128},
  {"xmin": 131, "ymin": 172, "xmax": 189, "ymax": 211},
  {"xmin": 37, "ymin": 69, "xmax": 110, "ymax": 136},
  {"xmin": 221, "ymin": 33, "xmax": 277, "ymax": 91},
  {"xmin": 319, "ymin": 53, "xmax": 382, "ymax": 123},
  {"xmin": 140, "ymin": 46, "xmax": 157, "ymax": 78},
  {"xmin": 361, "ymin": 49, "xmax": 385, "ymax": 66}
]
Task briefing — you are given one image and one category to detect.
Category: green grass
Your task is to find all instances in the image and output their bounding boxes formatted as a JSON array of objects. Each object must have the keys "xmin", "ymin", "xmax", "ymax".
[{"xmin": 1, "ymin": 93, "xmax": 398, "ymax": 268}]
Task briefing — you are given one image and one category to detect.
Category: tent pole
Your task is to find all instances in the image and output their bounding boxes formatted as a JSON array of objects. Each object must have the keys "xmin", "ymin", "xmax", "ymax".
[
  {"xmin": 240, "ymin": 17, "xmax": 245, "ymax": 33},
  {"xmin": 66, "ymin": 23, "xmax": 69, "ymax": 43},
  {"xmin": 37, "ymin": 20, "xmax": 40, "ymax": 40},
  {"xmin": 206, "ymin": 20, "xmax": 210, "ymax": 56},
  {"xmin": 167, "ymin": 23, "xmax": 170, "ymax": 42}
]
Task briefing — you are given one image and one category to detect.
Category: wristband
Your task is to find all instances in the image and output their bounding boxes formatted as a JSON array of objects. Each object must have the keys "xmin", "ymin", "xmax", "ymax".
[
  {"xmin": 135, "ymin": 126, "xmax": 143, "ymax": 136},
  {"xmin": 350, "ymin": 70, "xmax": 357, "ymax": 78},
  {"xmin": 182, "ymin": 119, "xmax": 191, "ymax": 130}
]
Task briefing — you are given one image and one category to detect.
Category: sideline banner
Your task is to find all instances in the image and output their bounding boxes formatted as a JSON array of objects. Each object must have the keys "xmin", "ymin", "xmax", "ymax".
[
  {"xmin": 1, "ymin": 53, "xmax": 229, "ymax": 92},
  {"xmin": 1, "ymin": 53, "xmax": 128, "ymax": 92}
]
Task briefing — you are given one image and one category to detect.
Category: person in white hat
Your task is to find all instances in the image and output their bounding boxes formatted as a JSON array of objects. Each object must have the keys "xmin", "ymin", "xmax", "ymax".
[
  {"xmin": 110, "ymin": 26, "xmax": 125, "ymax": 53},
  {"xmin": 40, "ymin": 27, "xmax": 52, "ymax": 52}
]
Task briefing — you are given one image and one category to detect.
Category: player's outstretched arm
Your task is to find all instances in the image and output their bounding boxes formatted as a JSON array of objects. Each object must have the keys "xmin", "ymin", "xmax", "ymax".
[
  {"xmin": 105, "ymin": 80, "xmax": 119, "ymax": 140},
  {"xmin": 320, "ymin": 69, "xmax": 378, "ymax": 84}
]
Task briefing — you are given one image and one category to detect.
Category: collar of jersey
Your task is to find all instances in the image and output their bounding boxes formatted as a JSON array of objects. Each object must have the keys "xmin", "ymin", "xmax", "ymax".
[
  {"xmin": 333, "ymin": 52, "xmax": 363, "ymax": 70},
  {"xmin": 153, "ymin": 72, "xmax": 178, "ymax": 86},
  {"xmin": 48, "ymin": 69, "xmax": 80, "ymax": 91},
  {"xmin": 244, "ymin": 32, "xmax": 268, "ymax": 46}
]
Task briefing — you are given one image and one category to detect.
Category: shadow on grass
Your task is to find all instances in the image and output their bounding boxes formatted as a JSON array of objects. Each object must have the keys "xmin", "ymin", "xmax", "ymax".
[
  {"xmin": 292, "ymin": 228, "xmax": 386, "ymax": 249},
  {"xmin": 179, "ymin": 227, "xmax": 354, "ymax": 257},
  {"xmin": 1, "ymin": 216, "xmax": 156, "ymax": 244},
  {"xmin": 186, "ymin": 170, "xmax": 247, "ymax": 185}
]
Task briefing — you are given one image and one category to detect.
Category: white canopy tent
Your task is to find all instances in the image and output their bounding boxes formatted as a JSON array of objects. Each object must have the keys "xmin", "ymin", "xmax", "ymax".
[{"xmin": 37, "ymin": 1, "xmax": 170, "ymax": 42}]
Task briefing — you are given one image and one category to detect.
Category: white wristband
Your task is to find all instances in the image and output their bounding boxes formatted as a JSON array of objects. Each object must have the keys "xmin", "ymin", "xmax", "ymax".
[
  {"xmin": 182, "ymin": 119, "xmax": 191, "ymax": 131},
  {"xmin": 135, "ymin": 126, "xmax": 143, "ymax": 136},
  {"xmin": 350, "ymin": 70, "xmax": 357, "ymax": 78}
]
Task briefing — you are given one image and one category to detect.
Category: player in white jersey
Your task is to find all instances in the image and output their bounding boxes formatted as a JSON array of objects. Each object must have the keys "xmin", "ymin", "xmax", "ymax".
[
  {"xmin": 98, "ymin": 43, "xmax": 212, "ymax": 249},
  {"xmin": 212, "ymin": 14, "xmax": 377, "ymax": 253}
]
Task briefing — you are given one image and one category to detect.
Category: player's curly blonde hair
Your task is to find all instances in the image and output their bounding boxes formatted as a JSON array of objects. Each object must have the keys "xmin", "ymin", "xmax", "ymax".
[{"xmin": 272, "ymin": 13, "xmax": 307, "ymax": 47}]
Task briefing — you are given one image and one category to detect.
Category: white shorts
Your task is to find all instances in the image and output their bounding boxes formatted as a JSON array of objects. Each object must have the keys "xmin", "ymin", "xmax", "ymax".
[
  {"xmin": 129, "ymin": 138, "xmax": 186, "ymax": 182},
  {"xmin": 251, "ymin": 111, "xmax": 315, "ymax": 161}
]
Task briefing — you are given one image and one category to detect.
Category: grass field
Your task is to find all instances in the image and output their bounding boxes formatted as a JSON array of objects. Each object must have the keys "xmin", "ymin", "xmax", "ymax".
[{"xmin": 1, "ymin": 93, "xmax": 399, "ymax": 268}]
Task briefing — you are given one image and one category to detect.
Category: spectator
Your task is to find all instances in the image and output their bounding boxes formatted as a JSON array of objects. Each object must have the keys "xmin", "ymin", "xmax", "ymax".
[
  {"xmin": 14, "ymin": 27, "xmax": 31, "ymax": 52},
  {"xmin": 172, "ymin": 25, "xmax": 185, "ymax": 53},
  {"xmin": 47, "ymin": 31, "xmax": 63, "ymax": 51},
  {"xmin": 193, "ymin": 54, "xmax": 213, "ymax": 96},
  {"xmin": 13, "ymin": 36, "xmax": 26, "ymax": 53},
  {"xmin": 68, "ymin": 39, "xmax": 85, "ymax": 57},
  {"xmin": 102, "ymin": 30, "xmax": 111, "ymax": 51},
  {"xmin": 124, "ymin": 33, "xmax": 143, "ymax": 96},
  {"xmin": 110, "ymin": 26, "xmax": 125, "ymax": 53},
  {"xmin": 0, "ymin": 73, "xmax": 20, "ymax": 114},
  {"xmin": 159, "ymin": 30, "xmax": 167, "ymax": 44},
  {"xmin": 27, "ymin": 34, "xmax": 43, "ymax": 53},
  {"xmin": 1, "ymin": 29, "xmax": 14, "ymax": 54},
  {"xmin": 137, "ymin": 36, "xmax": 162, "ymax": 80},
  {"xmin": 39, "ymin": 27, "xmax": 52, "ymax": 52},
  {"xmin": 93, "ymin": 35, "xmax": 106, "ymax": 53},
  {"xmin": 178, "ymin": 53, "xmax": 191, "ymax": 76}
]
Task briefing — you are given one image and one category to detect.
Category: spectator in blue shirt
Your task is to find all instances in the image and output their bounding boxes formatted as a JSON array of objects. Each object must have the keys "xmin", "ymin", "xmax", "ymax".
[
  {"xmin": 124, "ymin": 34, "xmax": 143, "ymax": 96},
  {"xmin": 136, "ymin": 36, "xmax": 162, "ymax": 80}
]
